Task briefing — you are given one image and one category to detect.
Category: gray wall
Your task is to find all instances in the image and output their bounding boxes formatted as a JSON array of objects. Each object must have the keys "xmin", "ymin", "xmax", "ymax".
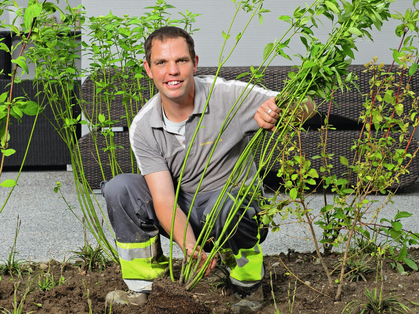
[{"xmin": 81, "ymin": 0, "xmax": 415, "ymax": 68}]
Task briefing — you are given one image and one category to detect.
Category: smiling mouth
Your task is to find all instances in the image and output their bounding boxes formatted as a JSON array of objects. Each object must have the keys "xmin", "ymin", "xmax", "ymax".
[{"xmin": 166, "ymin": 80, "xmax": 182, "ymax": 86}]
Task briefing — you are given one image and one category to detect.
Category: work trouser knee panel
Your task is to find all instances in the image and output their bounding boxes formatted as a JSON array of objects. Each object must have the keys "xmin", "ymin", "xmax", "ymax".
[
  {"xmin": 102, "ymin": 174, "xmax": 158, "ymax": 243},
  {"xmin": 199, "ymin": 189, "xmax": 264, "ymax": 255}
]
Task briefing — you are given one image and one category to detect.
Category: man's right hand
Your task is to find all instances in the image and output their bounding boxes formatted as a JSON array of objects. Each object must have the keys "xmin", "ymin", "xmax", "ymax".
[{"xmin": 185, "ymin": 243, "xmax": 217, "ymax": 277}]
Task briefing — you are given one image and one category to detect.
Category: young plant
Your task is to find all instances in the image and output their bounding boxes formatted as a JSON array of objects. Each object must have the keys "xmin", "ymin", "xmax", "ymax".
[
  {"xmin": 258, "ymin": 1, "xmax": 419, "ymax": 301},
  {"xmin": 0, "ymin": 218, "xmax": 24, "ymax": 277},
  {"xmin": 22, "ymin": 0, "xmax": 201, "ymax": 264},
  {"xmin": 35, "ymin": 259, "xmax": 65, "ymax": 292},
  {"xmin": 0, "ymin": 278, "xmax": 35, "ymax": 314},
  {"xmin": 37, "ymin": 271, "xmax": 58, "ymax": 292},
  {"xmin": 0, "ymin": 0, "xmax": 45, "ymax": 214},
  {"xmin": 343, "ymin": 250, "xmax": 410, "ymax": 314},
  {"xmin": 342, "ymin": 254, "xmax": 374, "ymax": 282},
  {"xmin": 71, "ymin": 226, "xmax": 109, "ymax": 272},
  {"xmin": 174, "ymin": 0, "xmax": 399, "ymax": 292}
]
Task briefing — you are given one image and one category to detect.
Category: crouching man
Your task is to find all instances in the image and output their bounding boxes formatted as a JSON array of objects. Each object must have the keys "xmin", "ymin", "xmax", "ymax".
[{"xmin": 102, "ymin": 26, "xmax": 314, "ymax": 312}]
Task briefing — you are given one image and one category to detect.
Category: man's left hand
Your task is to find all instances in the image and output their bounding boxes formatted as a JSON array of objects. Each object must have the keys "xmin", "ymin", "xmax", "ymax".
[{"xmin": 254, "ymin": 97, "xmax": 280, "ymax": 131}]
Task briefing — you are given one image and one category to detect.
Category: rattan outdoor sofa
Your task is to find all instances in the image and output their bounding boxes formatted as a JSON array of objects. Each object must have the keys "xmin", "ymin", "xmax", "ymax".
[{"xmin": 78, "ymin": 65, "xmax": 419, "ymax": 190}]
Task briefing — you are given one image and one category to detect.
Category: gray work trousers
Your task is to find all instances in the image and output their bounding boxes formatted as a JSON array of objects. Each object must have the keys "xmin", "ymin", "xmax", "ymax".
[{"xmin": 101, "ymin": 173, "xmax": 267, "ymax": 255}]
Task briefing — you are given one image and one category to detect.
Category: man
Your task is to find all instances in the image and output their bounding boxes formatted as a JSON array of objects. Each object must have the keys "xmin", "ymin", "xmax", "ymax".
[{"xmin": 102, "ymin": 26, "xmax": 314, "ymax": 312}]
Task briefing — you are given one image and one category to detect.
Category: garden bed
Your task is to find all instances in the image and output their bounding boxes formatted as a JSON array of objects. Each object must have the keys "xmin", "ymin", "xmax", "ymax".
[{"xmin": 1, "ymin": 249, "xmax": 419, "ymax": 313}]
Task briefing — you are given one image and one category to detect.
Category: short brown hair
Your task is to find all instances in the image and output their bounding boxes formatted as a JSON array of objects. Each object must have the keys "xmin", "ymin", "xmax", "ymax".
[{"xmin": 144, "ymin": 26, "xmax": 196, "ymax": 65}]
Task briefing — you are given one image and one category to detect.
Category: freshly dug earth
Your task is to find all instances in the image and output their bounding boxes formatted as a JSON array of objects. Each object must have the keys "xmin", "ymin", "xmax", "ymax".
[{"xmin": 1, "ymin": 249, "xmax": 419, "ymax": 313}]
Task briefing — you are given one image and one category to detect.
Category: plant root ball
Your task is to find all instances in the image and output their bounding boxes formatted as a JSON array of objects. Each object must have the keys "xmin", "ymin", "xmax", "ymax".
[{"xmin": 145, "ymin": 278, "xmax": 211, "ymax": 314}]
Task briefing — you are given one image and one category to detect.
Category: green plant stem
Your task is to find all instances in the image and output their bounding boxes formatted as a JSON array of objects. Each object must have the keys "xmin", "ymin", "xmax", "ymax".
[
  {"xmin": 0, "ymin": 107, "xmax": 41, "ymax": 214},
  {"xmin": 0, "ymin": 2, "xmax": 44, "ymax": 178}
]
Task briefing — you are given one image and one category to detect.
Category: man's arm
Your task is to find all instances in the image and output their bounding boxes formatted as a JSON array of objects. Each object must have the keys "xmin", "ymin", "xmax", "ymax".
[
  {"xmin": 144, "ymin": 170, "xmax": 196, "ymax": 250},
  {"xmin": 254, "ymin": 96, "xmax": 316, "ymax": 131},
  {"xmin": 144, "ymin": 170, "xmax": 216, "ymax": 275}
]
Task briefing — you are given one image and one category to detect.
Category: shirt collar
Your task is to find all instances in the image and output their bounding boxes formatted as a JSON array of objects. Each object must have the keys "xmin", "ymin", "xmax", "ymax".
[
  {"xmin": 191, "ymin": 76, "xmax": 209, "ymax": 115},
  {"xmin": 149, "ymin": 76, "xmax": 209, "ymax": 128}
]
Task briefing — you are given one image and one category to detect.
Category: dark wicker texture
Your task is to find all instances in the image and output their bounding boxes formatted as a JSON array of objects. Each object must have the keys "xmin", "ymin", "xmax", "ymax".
[
  {"xmin": 79, "ymin": 66, "xmax": 419, "ymax": 189},
  {"xmin": 78, "ymin": 129, "xmax": 419, "ymax": 190},
  {"xmin": 81, "ymin": 65, "xmax": 419, "ymax": 128},
  {"xmin": 81, "ymin": 69, "xmax": 151, "ymax": 128},
  {"xmin": 1, "ymin": 80, "xmax": 80, "ymax": 168},
  {"xmin": 256, "ymin": 130, "xmax": 419, "ymax": 190},
  {"xmin": 78, "ymin": 131, "xmax": 137, "ymax": 188}
]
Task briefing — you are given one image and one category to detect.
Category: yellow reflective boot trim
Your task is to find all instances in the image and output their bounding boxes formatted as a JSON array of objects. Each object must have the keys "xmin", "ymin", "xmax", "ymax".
[
  {"xmin": 119, "ymin": 254, "xmax": 168, "ymax": 280},
  {"xmin": 229, "ymin": 242, "xmax": 264, "ymax": 282},
  {"xmin": 116, "ymin": 236, "xmax": 168, "ymax": 280},
  {"xmin": 230, "ymin": 216, "xmax": 264, "ymax": 283}
]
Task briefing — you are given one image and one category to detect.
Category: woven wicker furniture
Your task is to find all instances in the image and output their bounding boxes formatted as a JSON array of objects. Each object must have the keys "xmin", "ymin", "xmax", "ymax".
[
  {"xmin": 1, "ymin": 80, "xmax": 80, "ymax": 168},
  {"xmin": 79, "ymin": 65, "xmax": 419, "ymax": 189}
]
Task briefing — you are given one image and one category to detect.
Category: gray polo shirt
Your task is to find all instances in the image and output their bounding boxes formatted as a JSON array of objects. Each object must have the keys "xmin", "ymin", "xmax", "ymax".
[{"xmin": 130, "ymin": 75, "xmax": 278, "ymax": 193}]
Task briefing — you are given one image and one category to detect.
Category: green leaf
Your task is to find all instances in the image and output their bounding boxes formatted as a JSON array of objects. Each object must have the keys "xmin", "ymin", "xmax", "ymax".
[
  {"xmin": 0, "ymin": 92, "xmax": 8, "ymax": 103},
  {"xmin": 263, "ymin": 43, "xmax": 274, "ymax": 61},
  {"xmin": 383, "ymin": 89, "xmax": 394, "ymax": 103},
  {"xmin": 347, "ymin": 27, "xmax": 362, "ymax": 37},
  {"xmin": 0, "ymin": 179, "xmax": 16, "ymax": 187},
  {"xmin": 12, "ymin": 106, "xmax": 23, "ymax": 118},
  {"xmin": 98, "ymin": 113, "xmax": 106, "ymax": 123},
  {"xmin": 392, "ymin": 221, "xmax": 403, "ymax": 231},
  {"xmin": 20, "ymin": 101, "xmax": 40, "ymax": 116},
  {"xmin": 258, "ymin": 13, "xmax": 264, "ymax": 26},
  {"xmin": 341, "ymin": 45, "xmax": 355, "ymax": 59},
  {"xmin": 0, "ymin": 43, "xmax": 10, "ymax": 53},
  {"xmin": 289, "ymin": 188, "xmax": 298, "ymax": 200},
  {"xmin": 325, "ymin": 1, "xmax": 340, "ymax": 14},
  {"xmin": 236, "ymin": 32, "xmax": 242, "ymax": 42},
  {"xmin": 409, "ymin": 63, "xmax": 418, "ymax": 76},
  {"xmin": 222, "ymin": 31, "xmax": 230, "ymax": 40},
  {"xmin": 390, "ymin": 229, "xmax": 402, "ymax": 240},
  {"xmin": 303, "ymin": 61, "xmax": 316, "ymax": 69},
  {"xmin": 24, "ymin": 3, "xmax": 43, "ymax": 29},
  {"xmin": 399, "ymin": 245, "xmax": 407, "ymax": 259},
  {"xmin": 395, "ymin": 103, "xmax": 403, "ymax": 116},
  {"xmin": 306, "ymin": 178, "xmax": 316, "ymax": 185},
  {"xmin": 308, "ymin": 168, "xmax": 319, "ymax": 178},
  {"xmin": 278, "ymin": 15, "xmax": 291, "ymax": 21},
  {"xmin": 236, "ymin": 72, "xmax": 250, "ymax": 80},
  {"xmin": 395, "ymin": 262, "xmax": 405, "ymax": 273},
  {"xmin": 340, "ymin": 156, "xmax": 349, "ymax": 166},
  {"xmin": 12, "ymin": 56, "xmax": 29, "ymax": 75},
  {"xmin": 2, "ymin": 149, "xmax": 16, "ymax": 156},
  {"xmin": 403, "ymin": 257, "xmax": 418, "ymax": 271},
  {"xmin": 395, "ymin": 211, "xmax": 412, "ymax": 219}
]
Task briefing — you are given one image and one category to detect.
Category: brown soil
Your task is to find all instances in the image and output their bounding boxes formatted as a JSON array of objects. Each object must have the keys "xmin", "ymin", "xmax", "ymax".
[{"xmin": 1, "ymin": 249, "xmax": 419, "ymax": 314}]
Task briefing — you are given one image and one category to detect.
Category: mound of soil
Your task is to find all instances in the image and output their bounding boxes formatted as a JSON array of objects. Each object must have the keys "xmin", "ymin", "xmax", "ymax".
[
  {"xmin": 146, "ymin": 278, "xmax": 211, "ymax": 314},
  {"xmin": 1, "ymin": 249, "xmax": 419, "ymax": 313}
]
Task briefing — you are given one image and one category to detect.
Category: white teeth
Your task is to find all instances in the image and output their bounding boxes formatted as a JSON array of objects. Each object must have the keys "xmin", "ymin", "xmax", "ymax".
[{"xmin": 167, "ymin": 81, "xmax": 180, "ymax": 86}]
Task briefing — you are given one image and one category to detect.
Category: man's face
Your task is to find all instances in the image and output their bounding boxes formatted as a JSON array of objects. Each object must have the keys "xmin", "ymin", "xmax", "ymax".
[{"xmin": 144, "ymin": 37, "xmax": 199, "ymax": 106}]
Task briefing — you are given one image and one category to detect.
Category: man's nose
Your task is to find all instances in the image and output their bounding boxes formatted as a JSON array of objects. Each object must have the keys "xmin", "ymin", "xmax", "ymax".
[{"xmin": 167, "ymin": 61, "xmax": 180, "ymax": 75}]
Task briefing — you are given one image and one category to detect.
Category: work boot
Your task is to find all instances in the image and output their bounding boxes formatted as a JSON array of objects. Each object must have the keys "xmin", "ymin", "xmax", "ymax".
[
  {"xmin": 105, "ymin": 290, "xmax": 149, "ymax": 307},
  {"xmin": 231, "ymin": 283, "xmax": 264, "ymax": 313}
]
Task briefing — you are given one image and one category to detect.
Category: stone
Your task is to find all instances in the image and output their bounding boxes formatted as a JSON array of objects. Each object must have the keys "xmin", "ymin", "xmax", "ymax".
[
  {"xmin": 105, "ymin": 290, "xmax": 148, "ymax": 307},
  {"xmin": 39, "ymin": 263, "xmax": 49, "ymax": 271}
]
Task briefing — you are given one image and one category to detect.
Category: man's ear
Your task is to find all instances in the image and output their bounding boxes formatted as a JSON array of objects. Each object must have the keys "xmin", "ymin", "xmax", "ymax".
[
  {"xmin": 193, "ymin": 55, "xmax": 199, "ymax": 74},
  {"xmin": 144, "ymin": 60, "xmax": 153, "ymax": 79}
]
